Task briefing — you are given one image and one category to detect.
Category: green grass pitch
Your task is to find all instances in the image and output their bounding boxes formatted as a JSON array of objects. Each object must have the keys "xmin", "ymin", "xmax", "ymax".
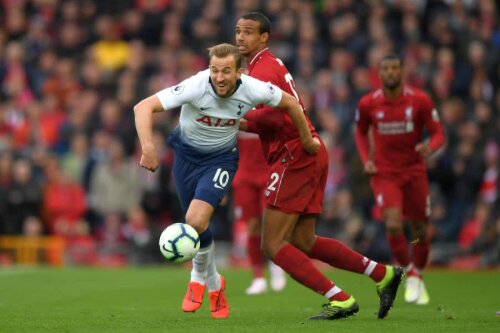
[{"xmin": 0, "ymin": 266, "xmax": 498, "ymax": 333}]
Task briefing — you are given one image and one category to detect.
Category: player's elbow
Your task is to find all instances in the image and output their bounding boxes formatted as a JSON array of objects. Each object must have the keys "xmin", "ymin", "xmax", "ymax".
[
  {"xmin": 134, "ymin": 100, "xmax": 152, "ymax": 117},
  {"xmin": 133, "ymin": 102, "xmax": 143, "ymax": 115}
]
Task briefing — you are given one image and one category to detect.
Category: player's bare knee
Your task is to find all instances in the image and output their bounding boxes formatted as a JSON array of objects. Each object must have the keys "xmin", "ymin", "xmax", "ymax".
[
  {"xmin": 246, "ymin": 218, "xmax": 261, "ymax": 235},
  {"xmin": 290, "ymin": 236, "xmax": 314, "ymax": 254},
  {"xmin": 261, "ymin": 239, "xmax": 280, "ymax": 259},
  {"xmin": 411, "ymin": 223, "xmax": 429, "ymax": 241},
  {"xmin": 184, "ymin": 216, "xmax": 208, "ymax": 234},
  {"xmin": 385, "ymin": 223, "xmax": 403, "ymax": 236}
]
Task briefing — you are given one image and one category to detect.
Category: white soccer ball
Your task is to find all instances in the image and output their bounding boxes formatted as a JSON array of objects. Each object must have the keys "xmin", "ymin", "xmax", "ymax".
[{"xmin": 159, "ymin": 223, "xmax": 200, "ymax": 263}]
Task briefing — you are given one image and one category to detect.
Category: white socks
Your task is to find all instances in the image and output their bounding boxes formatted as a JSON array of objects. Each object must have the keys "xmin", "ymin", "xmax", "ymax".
[
  {"xmin": 190, "ymin": 242, "xmax": 221, "ymax": 291},
  {"xmin": 205, "ymin": 242, "xmax": 221, "ymax": 292},
  {"xmin": 190, "ymin": 243, "xmax": 212, "ymax": 284}
]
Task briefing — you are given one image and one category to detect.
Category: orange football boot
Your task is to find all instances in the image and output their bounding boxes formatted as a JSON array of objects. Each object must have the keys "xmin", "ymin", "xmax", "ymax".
[
  {"xmin": 209, "ymin": 275, "xmax": 229, "ymax": 319},
  {"xmin": 182, "ymin": 281, "xmax": 206, "ymax": 312}
]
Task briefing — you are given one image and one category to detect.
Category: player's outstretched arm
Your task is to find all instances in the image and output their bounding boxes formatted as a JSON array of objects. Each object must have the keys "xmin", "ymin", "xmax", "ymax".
[
  {"xmin": 277, "ymin": 92, "xmax": 319, "ymax": 154},
  {"xmin": 133, "ymin": 95, "xmax": 164, "ymax": 172}
]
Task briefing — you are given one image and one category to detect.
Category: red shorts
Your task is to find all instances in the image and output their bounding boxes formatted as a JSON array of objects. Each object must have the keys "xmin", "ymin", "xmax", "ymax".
[
  {"xmin": 264, "ymin": 138, "xmax": 328, "ymax": 214},
  {"xmin": 233, "ymin": 181, "xmax": 266, "ymax": 220},
  {"xmin": 370, "ymin": 171, "xmax": 430, "ymax": 221}
]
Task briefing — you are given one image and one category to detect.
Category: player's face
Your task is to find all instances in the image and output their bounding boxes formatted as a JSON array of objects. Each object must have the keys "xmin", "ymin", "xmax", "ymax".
[
  {"xmin": 380, "ymin": 59, "xmax": 403, "ymax": 90},
  {"xmin": 209, "ymin": 55, "xmax": 242, "ymax": 97},
  {"xmin": 235, "ymin": 19, "xmax": 267, "ymax": 57}
]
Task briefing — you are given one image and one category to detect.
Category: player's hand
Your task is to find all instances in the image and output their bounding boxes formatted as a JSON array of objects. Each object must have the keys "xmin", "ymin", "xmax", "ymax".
[
  {"xmin": 363, "ymin": 160, "xmax": 377, "ymax": 175},
  {"xmin": 415, "ymin": 143, "xmax": 433, "ymax": 158},
  {"xmin": 302, "ymin": 137, "xmax": 320, "ymax": 154},
  {"xmin": 140, "ymin": 146, "xmax": 159, "ymax": 172},
  {"xmin": 239, "ymin": 119, "xmax": 248, "ymax": 131}
]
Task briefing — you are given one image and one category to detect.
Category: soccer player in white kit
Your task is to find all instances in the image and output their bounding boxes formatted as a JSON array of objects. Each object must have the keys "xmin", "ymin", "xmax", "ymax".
[{"xmin": 133, "ymin": 43, "xmax": 320, "ymax": 319}]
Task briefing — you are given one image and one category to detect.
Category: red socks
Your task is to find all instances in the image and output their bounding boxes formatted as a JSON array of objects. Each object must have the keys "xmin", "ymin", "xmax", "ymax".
[
  {"xmin": 309, "ymin": 236, "xmax": 386, "ymax": 283},
  {"xmin": 387, "ymin": 233, "xmax": 410, "ymax": 266},
  {"xmin": 273, "ymin": 243, "xmax": 349, "ymax": 301},
  {"xmin": 412, "ymin": 240, "xmax": 430, "ymax": 271},
  {"xmin": 247, "ymin": 235, "xmax": 264, "ymax": 278}
]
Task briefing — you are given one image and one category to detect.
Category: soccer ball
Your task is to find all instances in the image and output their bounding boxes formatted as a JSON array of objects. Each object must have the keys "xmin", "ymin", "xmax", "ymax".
[{"xmin": 159, "ymin": 223, "xmax": 200, "ymax": 263}]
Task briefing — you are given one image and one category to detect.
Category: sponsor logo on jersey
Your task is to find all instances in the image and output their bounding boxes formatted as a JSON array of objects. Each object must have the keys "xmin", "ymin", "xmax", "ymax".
[
  {"xmin": 196, "ymin": 116, "xmax": 237, "ymax": 127},
  {"xmin": 377, "ymin": 121, "xmax": 409, "ymax": 134},
  {"xmin": 171, "ymin": 85, "xmax": 184, "ymax": 95}
]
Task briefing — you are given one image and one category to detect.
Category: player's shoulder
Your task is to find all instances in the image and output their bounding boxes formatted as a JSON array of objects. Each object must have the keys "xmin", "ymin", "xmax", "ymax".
[
  {"xmin": 404, "ymin": 85, "xmax": 430, "ymax": 100},
  {"xmin": 241, "ymin": 73, "xmax": 267, "ymax": 87},
  {"xmin": 260, "ymin": 51, "xmax": 281, "ymax": 66},
  {"xmin": 252, "ymin": 51, "xmax": 286, "ymax": 75},
  {"xmin": 182, "ymin": 69, "xmax": 210, "ymax": 95},
  {"xmin": 239, "ymin": 74, "xmax": 279, "ymax": 100},
  {"xmin": 188, "ymin": 69, "xmax": 210, "ymax": 85},
  {"xmin": 359, "ymin": 88, "xmax": 384, "ymax": 107}
]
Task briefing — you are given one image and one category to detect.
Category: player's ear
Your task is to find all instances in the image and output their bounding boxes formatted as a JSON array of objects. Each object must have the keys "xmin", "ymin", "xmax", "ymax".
[{"xmin": 260, "ymin": 32, "xmax": 269, "ymax": 44}]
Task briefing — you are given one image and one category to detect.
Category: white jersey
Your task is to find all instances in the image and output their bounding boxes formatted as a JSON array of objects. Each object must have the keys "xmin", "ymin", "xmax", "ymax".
[{"xmin": 156, "ymin": 69, "xmax": 282, "ymax": 153}]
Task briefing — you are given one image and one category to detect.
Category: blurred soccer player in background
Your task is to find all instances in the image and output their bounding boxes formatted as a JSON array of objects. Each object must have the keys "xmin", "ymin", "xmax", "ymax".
[
  {"xmin": 355, "ymin": 54, "xmax": 445, "ymax": 305},
  {"xmin": 232, "ymin": 120, "xmax": 287, "ymax": 295},
  {"xmin": 231, "ymin": 28, "xmax": 287, "ymax": 297},
  {"xmin": 134, "ymin": 43, "xmax": 319, "ymax": 319},
  {"xmin": 237, "ymin": 12, "xmax": 404, "ymax": 320}
]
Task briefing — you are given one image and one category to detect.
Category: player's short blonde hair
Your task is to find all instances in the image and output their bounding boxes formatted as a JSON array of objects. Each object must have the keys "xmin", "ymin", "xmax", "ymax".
[{"xmin": 208, "ymin": 43, "xmax": 242, "ymax": 69}]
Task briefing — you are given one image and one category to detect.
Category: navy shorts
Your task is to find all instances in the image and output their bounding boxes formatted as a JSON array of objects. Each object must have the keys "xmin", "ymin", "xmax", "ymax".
[{"xmin": 169, "ymin": 129, "xmax": 239, "ymax": 213}]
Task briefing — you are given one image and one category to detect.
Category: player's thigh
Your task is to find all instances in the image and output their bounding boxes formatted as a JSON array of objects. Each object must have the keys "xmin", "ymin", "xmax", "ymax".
[
  {"xmin": 233, "ymin": 182, "xmax": 265, "ymax": 221},
  {"xmin": 402, "ymin": 173, "xmax": 430, "ymax": 222},
  {"xmin": 370, "ymin": 174, "xmax": 404, "ymax": 213},
  {"xmin": 261, "ymin": 207, "xmax": 299, "ymax": 258},
  {"xmin": 172, "ymin": 154, "xmax": 199, "ymax": 213}
]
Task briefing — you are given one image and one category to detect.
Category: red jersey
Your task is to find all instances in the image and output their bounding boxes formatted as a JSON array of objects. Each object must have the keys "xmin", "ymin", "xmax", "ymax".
[
  {"xmin": 244, "ymin": 48, "xmax": 317, "ymax": 164},
  {"xmin": 355, "ymin": 86, "xmax": 445, "ymax": 173},
  {"xmin": 233, "ymin": 127, "xmax": 269, "ymax": 186}
]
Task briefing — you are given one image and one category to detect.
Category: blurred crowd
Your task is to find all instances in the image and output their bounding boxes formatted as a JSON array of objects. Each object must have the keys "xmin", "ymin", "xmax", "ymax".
[{"xmin": 0, "ymin": 0, "xmax": 499, "ymax": 267}]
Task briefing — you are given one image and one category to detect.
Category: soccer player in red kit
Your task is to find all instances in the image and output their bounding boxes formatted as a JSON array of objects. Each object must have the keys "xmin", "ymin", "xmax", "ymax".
[
  {"xmin": 233, "ymin": 130, "xmax": 287, "ymax": 295},
  {"xmin": 354, "ymin": 54, "xmax": 445, "ymax": 305},
  {"xmin": 236, "ymin": 12, "xmax": 404, "ymax": 320}
]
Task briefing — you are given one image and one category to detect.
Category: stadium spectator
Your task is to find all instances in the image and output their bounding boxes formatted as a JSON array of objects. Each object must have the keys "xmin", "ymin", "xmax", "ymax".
[
  {"xmin": 2, "ymin": 158, "xmax": 43, "ymax": 235},
  {"xmin": 88, "ymin": 136, "xmax": 141, "ymax": 225},
  {"xmin": 42, "ymin": 154, "xmax": 87, "ymax": 235}
]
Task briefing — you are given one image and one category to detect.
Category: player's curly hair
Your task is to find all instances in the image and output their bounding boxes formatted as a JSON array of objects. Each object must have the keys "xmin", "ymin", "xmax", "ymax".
[{"xmin": 208, "ymin": 43, "xmax": 242, "ymax": 69}]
